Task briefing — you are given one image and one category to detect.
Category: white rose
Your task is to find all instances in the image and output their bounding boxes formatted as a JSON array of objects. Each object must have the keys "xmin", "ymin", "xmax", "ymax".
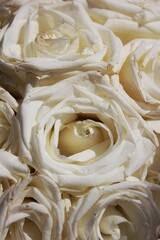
[
  {"xmin": 18, "ymin": 71, "xmax": 157, "ymax": 192},
  {"xmin": 87, "ymin": 0, "xmax": 160, "ymax": 44},
  {"xmin": 0, "ymin": 150, "xmax": 29, "ymax": 196},
  {"xmin": 0, "ymin": 0, "xmax": 62, "ymax": 41},
  {"xmin": 0, "ymin": 0, "xmax": 122, "ymax": 77},
  {"xmin": 0, "ymin": 174, "xmax": 64, "ymax": 240},
  {"xmin": 118, "ymin": 39, "xmax": 160, "ymax": 132},
  {"xmin": 0, "ymin": 87, "xmax": 19, "ymax": 153},
  {"xmin": 67, "ymin": 180, "xmax": 160, "ymax": 240}
]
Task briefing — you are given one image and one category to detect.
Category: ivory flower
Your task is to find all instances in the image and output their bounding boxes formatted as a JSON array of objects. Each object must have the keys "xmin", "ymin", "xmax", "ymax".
[
  {"xmin": 0, "ymin": 0, "xmax": 122, "ymax": 77},
  {"xmin": 0, "ymin": 174, "xmax": 64, "ymax": 240},
  {"xmin": 67, "ymin": 180, "xmax": 160, "ymax": 240},
  {"xmin": 118, "ymin": 39, "xmax": 160, "ymax": 132},
  {"xmin": 0, "ymin": 86, "xmax": 19, "ymax": 153},
  {"xmin": 87, "ymin": 0, "xmax": 160, "ymax": 44},
  {"xmin": 18, "ymin": 71, "xmax": 157, "ymax": 192},
  {"xmin": 0, "ymin": 0, "xmax": 63, "ymax": 41}
]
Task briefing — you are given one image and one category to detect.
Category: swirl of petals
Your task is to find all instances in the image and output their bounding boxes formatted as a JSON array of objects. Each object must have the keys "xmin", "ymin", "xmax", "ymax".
[
  {"xmin": 117, "ymin": 39, "xmax": 160, "ymax": 132},
  {"xmin": 0, "ymin": 86, "xmax": 19, "ymax": 153},
  {"xmin": 0, "ymin": 0, "xmax": 122, "ymax": 77},
  {"xmin": 18, "ymin": 71, "xmax": 157, "ymax": 192},
  {"xmin": 0, "ymin": 0, "xmax": 63, "ymax": 42},
  {"xmin": 0, "ymin": 174, "xmax": 64, "ymax": 240},
  {"xmin": 67, "ymin": 180, "xmax": 160, "ymax": 240}
]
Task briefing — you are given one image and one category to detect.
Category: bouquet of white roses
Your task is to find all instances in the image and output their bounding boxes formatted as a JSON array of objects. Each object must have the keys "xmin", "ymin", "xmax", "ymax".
[{"xmin": 0, "ymin": 0, "xmax": 160, "ymax": 239}]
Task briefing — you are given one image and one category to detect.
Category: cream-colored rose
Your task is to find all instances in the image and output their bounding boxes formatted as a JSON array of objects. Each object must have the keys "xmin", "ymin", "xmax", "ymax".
[
  {"xmin": 0, "ymin": 150, "xmax": 29, "ymax": 196},
  {"xmin": 0, "ymin": 0, "xmax": 122, "ymax": 78},
  {"xmin": 0, "ymin": 174, "xmax": 64, "ymax": 240},
  {"xmin": 87, "ymin": 0, "xmax": 160, "ymax": 44},
  {"xmin": 18, "ymin": 71, "xmax": 157, "ymax": 192},
  {"xmin": 118, "ymin": 39, "xmax": 160, "ymax": 132},
  {"xmin": 0, "ymin": 86, "xmax": 19, "ymax": 153},
  {"xmin": 0, "ymin": 0, "xmax": 62, "ymax": 41},
  {"xmin": 67, "ymin": 180, "xmax": 160, "ymax": 240}
]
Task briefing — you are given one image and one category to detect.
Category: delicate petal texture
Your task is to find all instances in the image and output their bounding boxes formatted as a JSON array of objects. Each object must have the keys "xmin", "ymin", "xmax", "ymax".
[
  {"xmin": 119, "ymin": 39, "xmax": 160, "ymax": 121},
  {"xmin": 0, "ymin": 87, "xmax": 19, "ymax": 153},
  {"xmin": 0, "ymin": 150, "xmax": 29, "ymax": 195},
  {"xmin": 18, "ymin": 71, "xmax": 157, "ymax": 192},
  {"xmin": 67, "ymin": 180, "xmax": 160, "ymax": 240},
  {"xmin": 87, "ymin": 0, "xmax": 160, "ymax": 44},
  {"xmin": 0, "ymin": 0, "xmax": 122, "ymax": 77},
  {"xmin": 0, "ymin": 1, "xmax": 160, "ymax": 239},
  {"xmin": 0, "ymin": 174, "xmax": 64, "ymax": 240}
]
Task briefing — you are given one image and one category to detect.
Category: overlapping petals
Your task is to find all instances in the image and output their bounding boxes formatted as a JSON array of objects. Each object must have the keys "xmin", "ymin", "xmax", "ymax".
[
  {"xmin": 87, "ymin": 0, "xmax": 160, "ymax": 44},
  {"xmin": 0, "ymin": 150, "xmax": 29, "ymax": 195},
  {"xmin": 18, "ymin": 71, "xmax": 157, "ymax": 192},
  {"xmin": 0, "ymin": 174, "xmax": 64, "ymax": 240},
  {"xmin": 0, "ymin": 86, "xmax": 19, "ymax": 153},
  {"xmin": 67, "ymin": 180, "xmax": 160, "ymax": 240},
  {"xmin": 0, "ymin": 1, "xmax": 160, "ymax": 239},
  {"xmin": 0, "ymin": 0, "xmax": 122, "ymax": 77},
  {"xmin": 118, "ymin": 39, "xmax": 160, "ymax": 133}
]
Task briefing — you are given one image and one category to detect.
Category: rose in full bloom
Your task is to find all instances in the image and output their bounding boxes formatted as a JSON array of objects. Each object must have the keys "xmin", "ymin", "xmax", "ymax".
[
  {"xmin": 0, "ymin": 0, "xmax": 63, "ymax": 42},
  {"xmin": 18, "ymin": 71, "xmax": 157, "ymax": 192},
  {"xmin": 67, "ymin": 180, "xmax": 160, "ymax": 240},
  {"xmin": 0, "ymin": 86, "xmax": 19, "ymax": 153},
  {"xmin": 0, "ymin": 174, "xmax": 64, "ymax": 240},
  {"xmin": 86, "ymin": 0, "xmax": 160, "ymax": 44},
  {"xmin": 0, "ymin": 150, "xmax": 29, "ymax": 195},
  {"xmin": 118, "ymin": 39, "xmax": 160, "ymax": 132},
  {"xmin": 0, "ymin": 0, "xmax": 122, "ymax": 78}
]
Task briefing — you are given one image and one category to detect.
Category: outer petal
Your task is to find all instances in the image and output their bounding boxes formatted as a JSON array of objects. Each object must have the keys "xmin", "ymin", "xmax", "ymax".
[
  {"xmin": 0, "ymin": 150, "xmax": 29, "ymax": 197},
  {"xmin": 87, "ymin": 0, "xmax": 160, "ymax": 44}
]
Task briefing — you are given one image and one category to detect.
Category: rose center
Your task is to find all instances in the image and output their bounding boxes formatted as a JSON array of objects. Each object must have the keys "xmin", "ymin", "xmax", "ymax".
[
  {"xmin": 58, "ymin": 121, "xmax": 105, "ymax": 156},
  {"xmin": 40, "ymin": 28, "xmax": 61, "ymax": 40},
  {"xmin": 36, "ymin": 28, "xmax": 70, "ymax": 56}
]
